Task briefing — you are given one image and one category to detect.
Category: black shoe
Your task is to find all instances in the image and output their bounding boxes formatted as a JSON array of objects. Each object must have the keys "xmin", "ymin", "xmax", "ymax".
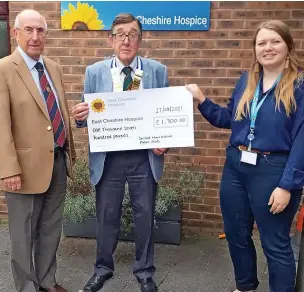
[
  {"xmin": 83, "ymin": 272, "xmax": 113, "ymax": 292},
  {"xmin": 138, "ymin": 278, "xmax": 158, "ymax": 292}
]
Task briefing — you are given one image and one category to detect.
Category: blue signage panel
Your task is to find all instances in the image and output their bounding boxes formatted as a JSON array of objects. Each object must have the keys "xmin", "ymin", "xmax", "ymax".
[{"xmin": 61, "ymin": 1, "xmax": 210, "ymax": 31}]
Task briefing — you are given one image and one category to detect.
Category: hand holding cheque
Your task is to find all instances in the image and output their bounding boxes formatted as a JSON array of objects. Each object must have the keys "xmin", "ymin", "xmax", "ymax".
[
  {"xmin": 186, "ymin": 84, "xmax": 206, "ymax": 103},
  {"xmin": 72, "ymin": 102, "xmax": 89, "ymax": 121},
  {"xmin": 72, "ymin": 99, "xmax": 167, "ymax": 156},
  {"xmin": 73, "ymin": 86, "xmax": 195, "ymax": 153}
]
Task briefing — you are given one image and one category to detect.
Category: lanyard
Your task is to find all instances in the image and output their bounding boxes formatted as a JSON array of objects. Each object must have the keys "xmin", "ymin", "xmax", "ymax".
[
  {"xmin": 247, "ymin": 74, "xmax": 281, "ymax": 151},
  {"xmin": 110, "ymin": 56, "xmax": 143, "ymax": 92}
]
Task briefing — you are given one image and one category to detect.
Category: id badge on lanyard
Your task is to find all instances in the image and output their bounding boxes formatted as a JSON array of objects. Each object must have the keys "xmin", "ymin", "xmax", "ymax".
[
  {"xmin": 110, "ymin": 56, "xmax": 143, "ymax": 92},
  {"xmin": 240, "ymin": 74, "xmax": 281, "ymax": 165},
  {"xmin": 240, "ymin": 151, "xmax": 257, "ymax": 165}
]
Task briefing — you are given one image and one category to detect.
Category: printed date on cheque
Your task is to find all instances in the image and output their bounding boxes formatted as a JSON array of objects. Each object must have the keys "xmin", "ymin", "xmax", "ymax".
[{"xmin": 154, "ymin": 115, "xmax": 188, "ymax": 128}]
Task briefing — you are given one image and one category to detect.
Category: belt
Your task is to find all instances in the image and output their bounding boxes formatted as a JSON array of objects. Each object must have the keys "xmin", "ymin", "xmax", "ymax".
[
  {"xmin": 54, "ymin": 147, "xmax": 64, "ymax": 159},
  {"xmin": 236, "ymin": 145, "xmax": 290, "ymax": 155},
  {"xmin": 237, "ymin": 145, "xmax": 271, "ymax": 155}
]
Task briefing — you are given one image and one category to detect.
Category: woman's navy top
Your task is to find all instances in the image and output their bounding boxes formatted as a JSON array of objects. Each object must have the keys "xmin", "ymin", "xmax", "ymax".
[{"xmin": 198, "ymin": 72, "xmax": 304, "ymax": 191}]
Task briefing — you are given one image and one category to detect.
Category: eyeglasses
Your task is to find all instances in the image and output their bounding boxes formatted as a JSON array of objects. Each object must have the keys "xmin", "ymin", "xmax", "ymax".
[
  {"xmin": 112, "ymin": 32, "xmax": 141, "ymax": 42},
  {"xmin": 16, "ymin": 27, "xmax": 48, "ymax": 37}
]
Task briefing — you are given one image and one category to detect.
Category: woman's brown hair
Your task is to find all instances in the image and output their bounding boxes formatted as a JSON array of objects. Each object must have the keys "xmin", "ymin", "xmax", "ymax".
[{"xmin": 235, "ymin": 20, "xmax": 304, "ymax": 120}]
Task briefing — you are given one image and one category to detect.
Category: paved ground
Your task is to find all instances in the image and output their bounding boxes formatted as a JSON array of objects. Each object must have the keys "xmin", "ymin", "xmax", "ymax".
[{"xmin": 0, "ymin": 223, "xmax": 270, "ymax": 292}]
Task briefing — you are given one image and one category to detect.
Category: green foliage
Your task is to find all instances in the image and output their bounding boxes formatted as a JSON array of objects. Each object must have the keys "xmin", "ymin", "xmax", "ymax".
[
  {"xmin": 64, "ymin": 160, "xmax": 204, "ymax": 233},
  {"xmin": 64, "ymin": 159, "xmax": 95, "ymax": 223},
  {"xmin": 66, "ymin": 158, "xmax": 94, "ymax": 198},
  {"xmin": 64, "ymin": 192, "xmax": 95, "ymax": 223},
  {"xmin": 121, "ymin": 163, "xmax": 204, "ymax": 233}
]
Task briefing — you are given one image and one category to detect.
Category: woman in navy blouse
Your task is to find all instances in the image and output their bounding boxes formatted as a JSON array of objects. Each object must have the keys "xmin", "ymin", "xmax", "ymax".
[{"xmin": 187, "ymin": 20, "xmax": 304, "ymax": 292}]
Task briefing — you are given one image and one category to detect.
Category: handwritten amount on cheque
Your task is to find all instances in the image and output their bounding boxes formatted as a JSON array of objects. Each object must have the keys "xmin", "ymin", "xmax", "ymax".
[{"xmin": 91, "ymin": 105, "xmax": 185, "ymax": 143}]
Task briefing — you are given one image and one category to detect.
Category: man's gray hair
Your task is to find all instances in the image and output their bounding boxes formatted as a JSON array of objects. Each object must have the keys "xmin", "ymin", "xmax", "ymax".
[{"xmin": 14, "ymin": 9, "xmax": 47, "ymax": 29}]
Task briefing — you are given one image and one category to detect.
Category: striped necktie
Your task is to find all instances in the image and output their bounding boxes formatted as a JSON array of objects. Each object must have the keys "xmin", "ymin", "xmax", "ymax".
[
  {"xmin": 122, "ymin": 66, "xmax": 133, "ymax": 91},
  {"xmin": 35, "ymin": 62, "xmax": 66, "ymax": 147}
]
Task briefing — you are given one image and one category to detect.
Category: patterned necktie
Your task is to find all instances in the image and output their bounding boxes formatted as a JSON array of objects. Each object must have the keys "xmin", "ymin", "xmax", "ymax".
[
  {"xmin": 35, "ymin": 62, "xmax": 66, "ymax": 147},
  {"xmin": 122, "ymin": 66, "xmax": 133, "ymax": 91}
]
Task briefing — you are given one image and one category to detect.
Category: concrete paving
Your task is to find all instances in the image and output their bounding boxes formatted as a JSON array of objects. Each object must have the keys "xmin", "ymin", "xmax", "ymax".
[{"xmin": 0, "ymin": 223, "xmax": 270, "ymax": 292}]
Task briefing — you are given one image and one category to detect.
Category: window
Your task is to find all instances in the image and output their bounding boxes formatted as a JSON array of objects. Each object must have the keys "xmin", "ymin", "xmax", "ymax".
[
  {"xmin": 0, "ymin": 2, "xmax": 9, "ymax": 59},
  {"xmin": 0, "ymin": 20, "xmax": 9, "ymax": 58}
]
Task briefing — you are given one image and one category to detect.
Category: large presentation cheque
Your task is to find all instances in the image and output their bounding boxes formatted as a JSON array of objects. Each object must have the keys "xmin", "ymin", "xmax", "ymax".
[{"xmin": 84, "ymin": 86, "xmax": 194, "ymax": 152}]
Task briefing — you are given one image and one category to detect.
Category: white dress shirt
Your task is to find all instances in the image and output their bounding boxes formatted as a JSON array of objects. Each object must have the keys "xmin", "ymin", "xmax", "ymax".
[{"xmin": 115, "ymin": 56, "xmax": 144, "ymax": 90}]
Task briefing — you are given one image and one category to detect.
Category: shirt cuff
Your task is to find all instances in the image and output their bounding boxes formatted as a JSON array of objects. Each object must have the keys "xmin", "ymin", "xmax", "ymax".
[
  {"xmin": 75, "ymin": 120, "xmax": 83, "ymax": 127},
  {"xmin": 278, "ymin": 179, "xmax": 293, "ymax": 191},
  {"xmin": 197, "ymin": 97, "xmax": 214, "ymax": 116},
  {"xmin": 197, "ymin": 97, "xmax": 209, "ymax": 109}
]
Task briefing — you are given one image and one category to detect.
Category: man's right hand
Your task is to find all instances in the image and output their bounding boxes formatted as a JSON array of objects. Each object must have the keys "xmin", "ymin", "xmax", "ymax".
[
  {"xmin": 4, "ymin": 175, "xmax": 21, "ymax": 191},
  {"xmin": 71, "ymin": 102, "xmax": 89, "ymax": 121}
]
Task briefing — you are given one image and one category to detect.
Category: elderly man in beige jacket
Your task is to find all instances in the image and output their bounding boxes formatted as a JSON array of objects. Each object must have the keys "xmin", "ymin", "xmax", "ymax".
[{"xmin": 0, "ymin": 9, "xmax": 75, "ymax": 292}]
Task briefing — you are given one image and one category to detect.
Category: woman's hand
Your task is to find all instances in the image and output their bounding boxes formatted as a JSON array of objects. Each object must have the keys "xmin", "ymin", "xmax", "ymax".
[
  {"xmin": 186, "ymin": 84, "xmax": 206, "ymax": 103},
  {"xmin": 268, "ymin": 187, "xmax": 291, "ymax": 214}
]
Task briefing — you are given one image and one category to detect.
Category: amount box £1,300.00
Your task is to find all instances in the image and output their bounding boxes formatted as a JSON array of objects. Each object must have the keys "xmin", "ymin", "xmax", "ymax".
[{"xmin": 154, "ymin": 116, "xmax": 188, "ymax": 128}]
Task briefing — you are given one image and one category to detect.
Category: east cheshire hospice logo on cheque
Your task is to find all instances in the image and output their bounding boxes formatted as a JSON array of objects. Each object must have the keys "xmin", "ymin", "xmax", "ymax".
[{"xmin": 91, "ymin": 99, "xmax": 105, "ymax": 113}]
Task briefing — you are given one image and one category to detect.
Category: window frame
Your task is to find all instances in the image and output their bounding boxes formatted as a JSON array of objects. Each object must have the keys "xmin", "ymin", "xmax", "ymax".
[
  {"xmin": 0, "ymin": 2, "xmax": 8, "ymax": 15},
  {"xmin": 0, "ymin": 2, "xmax": 10, "ymax": 57}
]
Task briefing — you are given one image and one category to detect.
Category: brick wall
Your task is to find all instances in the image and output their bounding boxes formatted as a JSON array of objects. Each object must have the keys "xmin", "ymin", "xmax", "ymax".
[{"xmin": 4, "ymin": 1, "xmax": 304, "ymax": 234}]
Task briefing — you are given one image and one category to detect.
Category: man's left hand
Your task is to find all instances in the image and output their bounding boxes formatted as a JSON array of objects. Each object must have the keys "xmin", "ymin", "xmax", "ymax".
[
  {"xmin": 268, "ymin": 187, "xmax": 291, "ymax": 214},
  {"xmin": 152, "ymin": 148, "xmax": 168, "ymax": 156}
]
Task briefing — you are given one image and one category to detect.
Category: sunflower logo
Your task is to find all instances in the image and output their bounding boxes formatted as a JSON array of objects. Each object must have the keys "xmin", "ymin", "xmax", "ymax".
[
  {"xmin": 61, "ymin": 2, "xmax": 105, "ymax": 30},
  {"xmin": 91, "ymin": 99, "xmax": 105, "ymax": 113}
]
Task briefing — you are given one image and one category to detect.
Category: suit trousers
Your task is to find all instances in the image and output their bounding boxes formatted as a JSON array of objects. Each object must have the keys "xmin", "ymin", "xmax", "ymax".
[
  {"xmin": 5, "ymin": 150, "xmax": 67, "ymax": 292},
  {"xmin": 94, "ymin": 150, "xmax": 157, "ymax": 279},
  {"xmin": 221, "ymin": 146, "xmax": 302, "ymax": 292}
]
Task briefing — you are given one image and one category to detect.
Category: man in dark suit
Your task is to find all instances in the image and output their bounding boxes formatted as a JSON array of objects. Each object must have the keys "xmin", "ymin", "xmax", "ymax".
[
  {"xmin": 72, "ymin": 13, "xmax": 169, "ymax": 292},
  {"xmin": 0, "ymin": 9, "xmax": 75, "ymax": 292}
]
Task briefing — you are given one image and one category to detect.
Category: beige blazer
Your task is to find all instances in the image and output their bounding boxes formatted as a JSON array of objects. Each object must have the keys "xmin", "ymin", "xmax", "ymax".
[{"xmin": 0, "ymin": 50, "xmax": 75, "ymax": 194}]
